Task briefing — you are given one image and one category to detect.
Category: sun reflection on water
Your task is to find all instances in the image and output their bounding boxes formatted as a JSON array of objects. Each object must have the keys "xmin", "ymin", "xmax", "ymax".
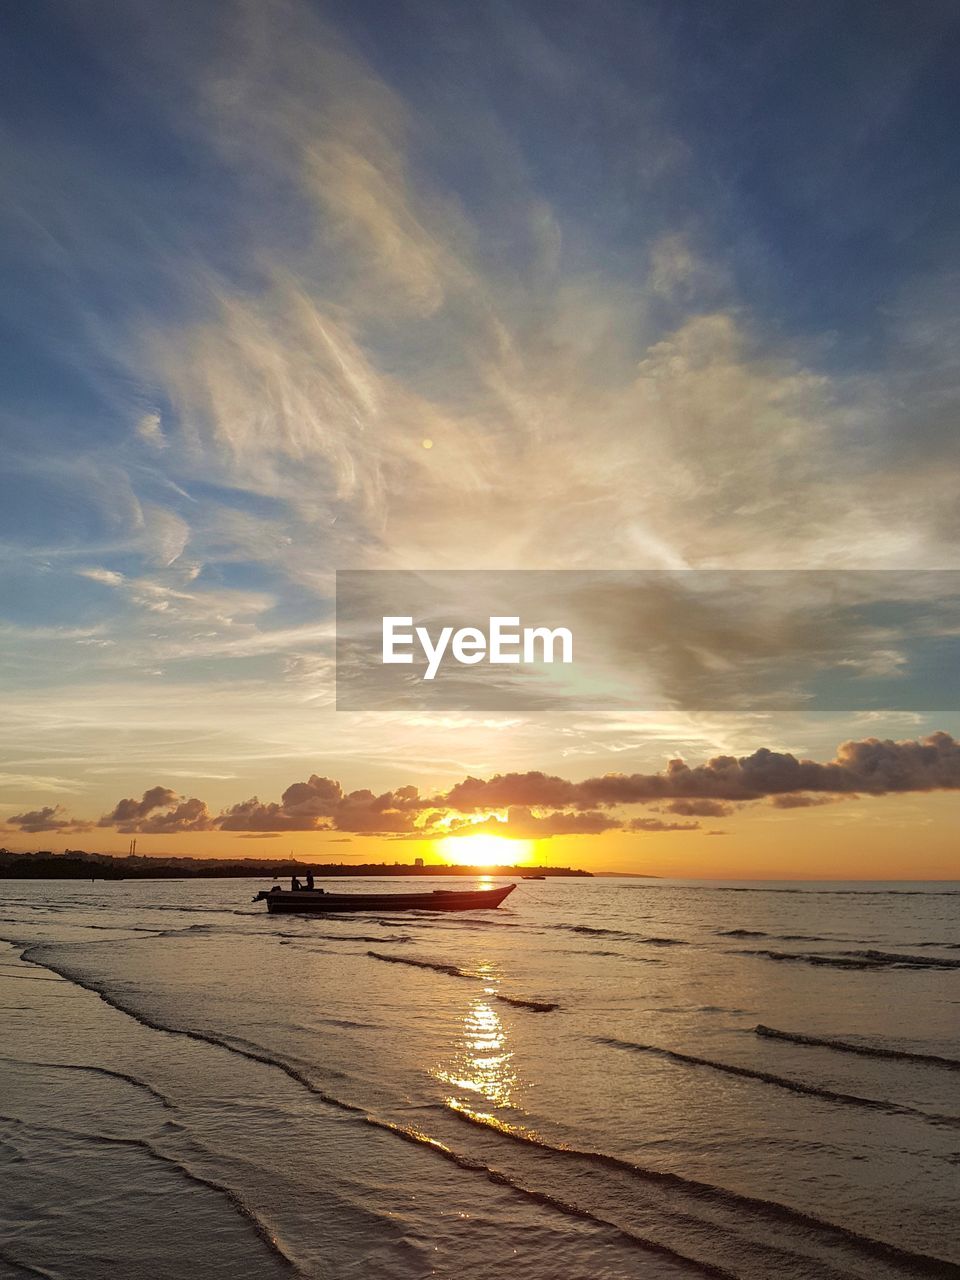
[{"xmin": 433, "ymin": 987, "xmax": 518, "ymax": 1109}]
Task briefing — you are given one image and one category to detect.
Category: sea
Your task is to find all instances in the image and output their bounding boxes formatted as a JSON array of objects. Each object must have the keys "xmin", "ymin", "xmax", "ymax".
[{"xmin": 0, "ymin": 876, "xmax": 958, "ymax": 1280}]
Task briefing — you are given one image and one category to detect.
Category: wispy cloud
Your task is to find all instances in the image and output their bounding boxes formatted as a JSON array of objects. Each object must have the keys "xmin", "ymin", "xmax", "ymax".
[{"xmin": 1, "ymin": 0, "xmax": 958, "ymax": 846}]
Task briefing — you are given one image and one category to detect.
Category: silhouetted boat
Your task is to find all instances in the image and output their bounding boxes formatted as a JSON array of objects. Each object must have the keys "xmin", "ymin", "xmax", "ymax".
[{"xmin": 253, "ymin": 883, "xmax": 517, "ymax": 914}]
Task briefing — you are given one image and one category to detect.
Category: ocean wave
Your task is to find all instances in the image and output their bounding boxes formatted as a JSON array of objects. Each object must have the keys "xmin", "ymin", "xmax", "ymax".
[
  {"xmin": 414, "ymin": 916, "xmax": 523, "ymax": 931},
  {"xmin": 776, "ymin": 934, "xmax": 846, "ymax": 942},
  {"xmin": 300, "ymin": 1016, "xmax": 384, "ymax": 1032},
  {"xmin": 754, "ymin": 1026, "xmax": 960, "ymax": 1069},
  {"xmin": 495, "ymin": 994, "xmax": 559, "ymax": 1012},
  {"xmin": 549, "ymin": 947, "xmax": 625, "ymax": 957},
  {"xmin": 0, "ymin": 1111, "xmax": 299, "ymax": 1274},
  {"xmin": 278, "ymin": 932, "xmax": 412, "ymax": 945},
  {"xmin": 0, "ymin": 973, "xmax": 64, "ymax": 983},
  {"xmin": 547, "ymin": 946, "xmax": 662, "ymax": 962},
  {"xmin": 444, "ymin": 1102, "xmax": 957, "ymax": 1277},
  {"xmin": 20, "ymin": 943, "xmax": 373, "ymax": 1126},
  {"xmin": 123, "ymin": 903, "xmax": 246, "ymax": 914},
  {"xmin": 565, "ymin": 924, "xmax": 632, "ymax": 937},
  {"xmin": 738, "ymin": 948, "xmax": 960, "ymax": 971},
  {"xmin": 716, "ymin": 929, "xmax": 845, "ymax": 942},
  {"xmin": 366, "ymin": 950, "xmax": 471, "ymax": 978},
  {"xmin": 0, "ymin": 915, "xmax": 163, "ymax": 936},
  {"xmin": 12, "ymin": 941, "xmax": 956, "ymax": 1278},
  {"xmin": 594, "ymin": 1038, "xmax": 960, "ymax": 1128},
  {"xmin": 559, "ymin": 924, "xmax": 685, "ymax": 946},
  {"xmin": 381, "ymin": 1116, "xmax": 739, "ymax": 1279},
  {"xmin": 654, "ymin": 1004, "xmax": 749, "ymax": 1014},
  {"xmin": 0, "ymin": 1053, "xmax": 174, "ymax": 1107},
  {"xmin": 365, "ymin": 951, "xmax": 559, "ymax": 1011},
  {"xmin": 0, "ymin": 1243, "xmax": 53, "ymax": 1278},
  {"xmin": 712, "ymin": 887, "xmax": 960, "ymax": 897}
]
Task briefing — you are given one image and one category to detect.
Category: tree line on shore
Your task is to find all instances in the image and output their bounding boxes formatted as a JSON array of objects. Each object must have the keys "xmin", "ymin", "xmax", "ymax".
[{"xmin": 0, "ymin": 849, "xmax": 590, "ymax": 879}]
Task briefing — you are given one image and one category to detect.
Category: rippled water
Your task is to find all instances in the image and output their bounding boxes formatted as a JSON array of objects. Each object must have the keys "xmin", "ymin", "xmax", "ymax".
[{"xmin": 1, "ymin": 876, "xmax": 958, "ymax": 1279}]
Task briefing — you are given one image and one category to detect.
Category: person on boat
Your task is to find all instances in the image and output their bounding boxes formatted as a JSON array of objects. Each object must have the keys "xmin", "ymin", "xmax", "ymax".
[
  {"xmin": 306, "ymin": 871, "xmax": 315, "ymax": 890},
  {"xmin": 291, "ymin": 875, "xmax": 302, "ymax": 890}
]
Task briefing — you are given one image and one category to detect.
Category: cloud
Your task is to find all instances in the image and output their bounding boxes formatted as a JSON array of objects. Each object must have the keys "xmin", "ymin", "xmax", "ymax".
[
  {"xmin": 449, "ymin": 807, "xmax": 619, "ymax": 839},
  {"xmin": 132, "ymin": 797, "xmax": 216, "ymax": 834},
  {"xmin": 648, "ymin": 234, "xmax": 727, "ymax": 304},
  {"xmin": 278, "ymin": 775, "xmax": 344, "ymax": 819},
  {"xmin": 331, "ymin": 787, "xmax": 426, "ymax": 834},
  {"xmin": 436, "ymin": 732, "xmax": 960, "ymax": 808},
  {"xmin": 3, "ymin": 2, "xmax": 959, "ymax": 830},
  {"xmin": 664, "ymin": 799, "xmax": 736, "ymax": 818},
  {"xmin": 441, "ymin": 770, "xmax": 582, "ymax": 812},
  {"xmin": 77, "ymin": 568, "xmax": 126, "ymax": 587},
  {"xmin": 79, "ymin": 731, "xmax": 960, "ymax": 841},
  {"xmin": 101, "ymin": 786, "xmax": 179, "ymax": 827},
  {"xmin": 769, "ymin": 794, "xmax": 840, "ymax": 809},
  {"xmin": 100, "ymin": 787, "xmax": 214, "ymax": 833},
  {"xmin": 111, "ymin": 0, "xmax": 960, "ymax": 588},
  {"xmin": 4, "ymin": 805, "xmax": 89, "ymax": 834},
  {"xmin": 214, "ymin": 797, "xmax": 318, "ymax": 832},
  {"xmin": 135, "ymin": 411, "xmax": 167, "ymax": 450},
  {"xmin": 216, "ymin": 775, "xmax": 428, "ymax": 834},
  {"xmin": 628, "ymin": 817, "xmax": 700, "ymax": 833},
  {"xmin": 141, "ymin": 505, "xmax": 190, "ymax": 568}
]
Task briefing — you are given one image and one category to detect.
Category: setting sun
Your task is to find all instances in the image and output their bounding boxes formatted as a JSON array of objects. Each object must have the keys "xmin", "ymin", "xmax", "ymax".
[{"xmin": 436, "ymin": 834, "xmax": 533, "ymax": 867}]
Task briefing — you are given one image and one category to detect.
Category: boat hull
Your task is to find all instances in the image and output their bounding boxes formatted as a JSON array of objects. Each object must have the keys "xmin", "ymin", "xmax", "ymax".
[{"xmin": 256, "ymin": 883, "xmax": 516, "ymax": 913}]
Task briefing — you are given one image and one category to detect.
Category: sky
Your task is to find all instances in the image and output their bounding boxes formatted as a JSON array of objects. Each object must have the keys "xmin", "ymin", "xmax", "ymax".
[{"xmin": 1, "ymin": 0, "xmax": 959, "ymax": 877}]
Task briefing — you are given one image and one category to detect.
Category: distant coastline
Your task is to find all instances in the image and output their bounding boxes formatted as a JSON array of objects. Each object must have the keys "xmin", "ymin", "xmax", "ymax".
[{"xmin": 0, "ymin": 849, "xmax": 592, "ymax": 880}]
